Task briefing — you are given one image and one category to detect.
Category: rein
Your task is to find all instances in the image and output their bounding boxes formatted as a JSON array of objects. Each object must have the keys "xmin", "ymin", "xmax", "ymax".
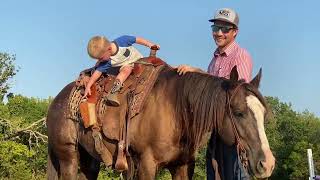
[{"xmin": 226, "ymin": 82, "xmax": 249, "ymax": 172}]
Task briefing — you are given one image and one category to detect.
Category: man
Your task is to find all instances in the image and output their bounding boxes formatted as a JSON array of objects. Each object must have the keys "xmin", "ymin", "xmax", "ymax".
[{"xmin": 176, "ymin": 8, "xmax": 253, "ymax": 180}]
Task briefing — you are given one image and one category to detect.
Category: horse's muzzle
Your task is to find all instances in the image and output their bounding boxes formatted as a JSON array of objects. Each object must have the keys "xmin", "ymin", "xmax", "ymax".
[{"xmin": 255, "ymin": 149, "xmax": 275, "ymax": 178}]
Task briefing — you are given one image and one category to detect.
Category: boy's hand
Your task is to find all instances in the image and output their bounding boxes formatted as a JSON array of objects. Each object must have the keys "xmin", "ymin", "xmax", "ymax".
[{"xmin": 84, "ymin": 86, "xmax": 91, "ymax": 97}]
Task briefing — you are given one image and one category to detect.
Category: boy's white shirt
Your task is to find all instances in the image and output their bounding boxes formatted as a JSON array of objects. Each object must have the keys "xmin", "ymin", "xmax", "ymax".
[{"xmin": 110, "ymin": 46, "xmax": 143, "ymax": 67}]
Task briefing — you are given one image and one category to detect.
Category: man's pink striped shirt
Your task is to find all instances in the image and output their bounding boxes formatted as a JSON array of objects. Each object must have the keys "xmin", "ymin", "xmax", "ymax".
[{"xmin": 207, "ymin": 41, "xmax": 253, "ymax": 82}]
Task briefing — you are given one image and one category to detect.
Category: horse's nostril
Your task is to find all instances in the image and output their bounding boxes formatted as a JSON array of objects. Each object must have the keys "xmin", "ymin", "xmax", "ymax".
[{"xmin": 257, "ymin": 160, "xmax": 267, "ymax": 174}]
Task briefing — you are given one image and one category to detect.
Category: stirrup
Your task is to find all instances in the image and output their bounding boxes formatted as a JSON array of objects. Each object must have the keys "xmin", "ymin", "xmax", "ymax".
[{"xmin": 115, "ymin": 141, "xmax": 128, "ymax": 171}]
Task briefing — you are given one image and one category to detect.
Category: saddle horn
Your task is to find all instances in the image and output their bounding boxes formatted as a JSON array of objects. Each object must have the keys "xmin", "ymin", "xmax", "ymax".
[{"xmin": 149, "ymin": 45, "xmax": 159, "ymax": 57}]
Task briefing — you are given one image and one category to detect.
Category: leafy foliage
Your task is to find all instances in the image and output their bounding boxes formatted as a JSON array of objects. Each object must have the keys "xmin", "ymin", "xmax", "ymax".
[
  {"xmin": 265, "ymin": 97, "xmax": 320, "ymax": 179},
  {"xmin": 0, "ymin": 140, "xmax": 35, "ymax": 179},
  {"xmin": 6, "ymin": 95, "xmax": 51, "ymax": 124},
  {"xmin": 0, "ymin": 53, "xmax": 19, "ymax": 100},
  {"xmin": 0, "ymin": 95, "xmax": 50, "ymax": 179}
]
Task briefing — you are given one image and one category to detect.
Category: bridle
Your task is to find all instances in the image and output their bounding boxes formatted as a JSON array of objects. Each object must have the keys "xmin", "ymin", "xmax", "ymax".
[{"xmin": 226, "ymin": 82, "xmax": 249, "ymax": 172}]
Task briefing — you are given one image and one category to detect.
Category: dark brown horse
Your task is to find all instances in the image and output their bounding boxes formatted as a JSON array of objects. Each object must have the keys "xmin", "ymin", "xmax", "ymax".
[{"xmin": 47, "ymin": 66, "xmax": 275, "ymax": 179}]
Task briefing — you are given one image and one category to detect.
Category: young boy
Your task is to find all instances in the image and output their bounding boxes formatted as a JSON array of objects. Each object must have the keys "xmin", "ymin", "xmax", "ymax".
[{"xmin": 85, "ymin": 35, "xmax": 160, "ymax": 106}]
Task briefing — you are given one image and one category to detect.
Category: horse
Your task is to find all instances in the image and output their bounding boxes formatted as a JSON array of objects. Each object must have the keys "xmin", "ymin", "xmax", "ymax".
[{"xmin": 46, "ymin": 65, "xmax": 275, "ymax": 180}]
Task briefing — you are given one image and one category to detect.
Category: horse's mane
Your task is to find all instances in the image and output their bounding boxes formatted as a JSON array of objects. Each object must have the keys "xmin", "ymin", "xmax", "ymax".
[{"xmin": 173, "ymin": 71, "xmax": 227, "ymax": 152}]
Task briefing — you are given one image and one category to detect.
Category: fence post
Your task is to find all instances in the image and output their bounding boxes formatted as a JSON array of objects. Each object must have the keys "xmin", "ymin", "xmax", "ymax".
[{"xmin": 308, "ymin": 149, "xmax": 315, "ymax": 180}]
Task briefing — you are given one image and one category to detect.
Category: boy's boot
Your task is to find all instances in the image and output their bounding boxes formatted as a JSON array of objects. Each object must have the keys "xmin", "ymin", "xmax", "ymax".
[
  {"xmin": 106, "ymin": 79, "xmax": 122, "ymax": 106},
  {"xmin": 115, "ymin": 140, "xmax": 128, "ymax": 171}
]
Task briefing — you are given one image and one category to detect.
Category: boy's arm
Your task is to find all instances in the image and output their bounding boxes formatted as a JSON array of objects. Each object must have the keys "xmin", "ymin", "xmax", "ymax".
[
  {"xmin": 135, "ymin": 37, "xmax": 160, "ymax": 49},
  {"xmin": 84, "ymin": 70, "xmax": 102, "ymax": 97},
  {"xmin": 87, "ymin": 70, "xmax": 102, "ymax": 89}
]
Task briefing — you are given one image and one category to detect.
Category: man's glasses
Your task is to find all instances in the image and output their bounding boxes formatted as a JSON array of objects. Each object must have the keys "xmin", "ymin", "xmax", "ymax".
[{"xmin": 211, "ymin": 25, "xmax": 234, "ymax": 33}]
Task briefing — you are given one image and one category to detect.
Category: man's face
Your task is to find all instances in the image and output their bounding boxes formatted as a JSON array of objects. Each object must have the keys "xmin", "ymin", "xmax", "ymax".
[{"xmin": 211, "ymin": 20, "xmax": 238, "ymax": 49}]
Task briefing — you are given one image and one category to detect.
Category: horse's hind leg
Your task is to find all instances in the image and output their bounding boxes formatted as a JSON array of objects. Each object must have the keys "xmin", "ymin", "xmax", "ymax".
[{"xmin": 78, "ymin": 145, "xmax": 100, "ymax": 180}]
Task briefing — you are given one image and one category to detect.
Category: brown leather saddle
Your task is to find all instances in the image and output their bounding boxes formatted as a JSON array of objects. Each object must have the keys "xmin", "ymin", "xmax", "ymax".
[{"xmin": 71, "ymin": 56, "xmax": 167, "ymax": 142}]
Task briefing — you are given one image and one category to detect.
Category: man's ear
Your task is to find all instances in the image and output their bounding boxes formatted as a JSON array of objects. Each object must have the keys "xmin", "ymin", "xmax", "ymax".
[{"xmin": 233, "ymin": 29, "xmax": 238, "ymax": 38}]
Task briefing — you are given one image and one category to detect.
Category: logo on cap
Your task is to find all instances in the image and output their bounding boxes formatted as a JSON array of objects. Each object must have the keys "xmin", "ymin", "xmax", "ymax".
[{"xmin": 219, "ymin": 10, "xmax": 230, "ymax": 17}]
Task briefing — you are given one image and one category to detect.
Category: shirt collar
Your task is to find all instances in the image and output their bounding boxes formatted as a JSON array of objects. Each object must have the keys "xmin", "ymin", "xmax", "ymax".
[{"xmin": 214, "ymin": 41, "xmax": 238, "ymax": 57}]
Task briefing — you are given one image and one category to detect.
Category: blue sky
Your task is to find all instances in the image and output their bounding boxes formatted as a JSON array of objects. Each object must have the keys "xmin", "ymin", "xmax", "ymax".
[{"xmin": 0, "ymin": 0, "xmax": 319, "ymax": 116}]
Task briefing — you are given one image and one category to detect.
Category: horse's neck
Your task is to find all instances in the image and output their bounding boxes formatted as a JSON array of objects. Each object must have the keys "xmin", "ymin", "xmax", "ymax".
[{"xmin": 173, "ymin": 72, "xmax": 227, "ymax": 149}]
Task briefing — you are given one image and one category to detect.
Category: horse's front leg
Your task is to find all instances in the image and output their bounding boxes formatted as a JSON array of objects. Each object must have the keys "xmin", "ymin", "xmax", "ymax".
[
  {"xmin": 137, "ymin": 151, "xmax": 157, "ymax": 180},
  {"xmin": 169, "ymin": 160, "xmax": 195, "ymax": 180}
]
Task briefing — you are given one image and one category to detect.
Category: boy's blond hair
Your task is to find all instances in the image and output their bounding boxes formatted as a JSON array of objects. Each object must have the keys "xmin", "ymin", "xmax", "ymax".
[{"xmin": 87, "ymin": 36, "xmax": 111, "ymax": 59}]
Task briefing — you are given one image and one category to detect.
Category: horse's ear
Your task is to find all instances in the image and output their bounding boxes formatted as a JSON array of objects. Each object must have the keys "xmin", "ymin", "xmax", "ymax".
[
  {"xmin": 229, "ymin": 66, "xmax": 239, "ymax": 83},
  {"xmin": 222, "ymin": 66, "xmax": 239, "ymax": 90},
  {"xmin": 250, "ymin": 68, "xmax": 262, "ymax": 88}
]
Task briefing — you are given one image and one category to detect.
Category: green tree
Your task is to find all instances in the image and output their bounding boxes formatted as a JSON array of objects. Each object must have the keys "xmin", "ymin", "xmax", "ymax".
[
  {"xmin": 6, "ymin": 95, "xmax": 51, "ymax": 124},
  {"xmin": 0, "ymin": 53, "xmax": 19, "ymax": 101},
  {"xmin": 0, "ymin": 95, "xmax": 50, "ymax": 179},
  {"xmin": 0, "ymin": 140, "xmax": 35, "ymax": 180},
  {"xmin": 265, "ymin": 96, "xmax": 320, "ymax": 180}
]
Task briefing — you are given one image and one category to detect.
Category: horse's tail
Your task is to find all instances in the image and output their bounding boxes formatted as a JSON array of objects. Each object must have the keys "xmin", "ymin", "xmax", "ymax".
[{"xmin": 47, "ymin": 145, "xmax": 59, "ymax": 180}]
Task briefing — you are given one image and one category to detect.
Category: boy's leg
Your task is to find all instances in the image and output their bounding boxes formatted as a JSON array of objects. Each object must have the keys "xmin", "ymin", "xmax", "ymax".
[
  {"xmin": 106, "ymin": 65, "xmax": 133, "ymax": 106},
  {"xmin": 116, "ymin": 65, "xmax": 133, "ymax": 84}
]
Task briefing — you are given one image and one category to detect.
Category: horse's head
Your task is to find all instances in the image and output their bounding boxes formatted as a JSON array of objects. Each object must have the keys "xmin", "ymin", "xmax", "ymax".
[{"xmin": 218, "ymin": 66, "xmax": 275, "ymax": 178}]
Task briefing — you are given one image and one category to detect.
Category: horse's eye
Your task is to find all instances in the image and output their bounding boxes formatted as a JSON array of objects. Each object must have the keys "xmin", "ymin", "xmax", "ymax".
[{"xmin": 233, "ymin": 111, "xmax": 244, "ymax": 118}]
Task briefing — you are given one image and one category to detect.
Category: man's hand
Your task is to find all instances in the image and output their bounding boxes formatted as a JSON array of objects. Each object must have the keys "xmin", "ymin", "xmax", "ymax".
[{"xmin": 175, "ymin": 64, "xmax": 201, "ymax": 75}]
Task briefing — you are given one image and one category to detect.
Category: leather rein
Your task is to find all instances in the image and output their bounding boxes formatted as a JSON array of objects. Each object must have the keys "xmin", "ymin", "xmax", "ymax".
[{"xmin": 226, "ymin": 82, "xmax": 249, "ymax": 172}]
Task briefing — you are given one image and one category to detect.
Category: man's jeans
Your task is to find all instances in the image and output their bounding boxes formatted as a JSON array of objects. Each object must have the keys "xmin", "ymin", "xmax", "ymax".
[{"xmin": 206, "ymin": 143, "xmax": 249, "ymax": 180}]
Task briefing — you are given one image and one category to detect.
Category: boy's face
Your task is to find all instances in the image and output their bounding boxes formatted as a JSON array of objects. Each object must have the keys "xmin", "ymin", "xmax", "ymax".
[{"xmin": 98, "ymin": 45, "xmax": 112, "ymax": 62}]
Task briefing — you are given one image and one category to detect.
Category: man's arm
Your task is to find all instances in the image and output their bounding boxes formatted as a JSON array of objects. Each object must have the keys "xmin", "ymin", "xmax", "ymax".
[
  {"xmin": 176, "ymin": 64, "xmax": 206, "ymax": 75},
  {"xmin": 235, "ymin": 51, "xmax": 253, "ymax": 83}
]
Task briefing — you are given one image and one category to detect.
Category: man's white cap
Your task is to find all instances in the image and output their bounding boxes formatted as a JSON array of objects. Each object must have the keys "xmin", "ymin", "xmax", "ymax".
[{"xmin": 209, "ymin": 8, "xmax": 239, "ymax": 28}]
